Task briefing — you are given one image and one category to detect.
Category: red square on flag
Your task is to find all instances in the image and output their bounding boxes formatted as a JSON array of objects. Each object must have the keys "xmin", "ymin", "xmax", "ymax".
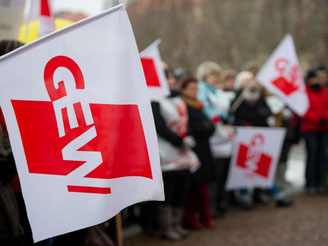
[
  {"xmin": 141, "ymin": 57, "xmax": 161, "ymax": 87},
  {"xmin": 12, "ymin": 99, "xmax": 153, "ymax": 192},
  {"xmin": 271, "ymin": 76, "xmax": 299, "ymax": 96},
  {"xmin": 236, "ymin": 143, "xmax": 272, "ymax": 178}
]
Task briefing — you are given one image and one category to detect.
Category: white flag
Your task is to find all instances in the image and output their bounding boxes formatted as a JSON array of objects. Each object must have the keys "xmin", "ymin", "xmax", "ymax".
[
  {"xmin": 26, "ymin": 0, "xmax": 55, "ymax": 37},
  {"xmin": 226, "ymin": 127, "xmax": 286, "ymax": 190},
  {"xmin": 0, "ymin": 4, "xmax": 164, "ymax": 242},
  {"xmin": 256, "ymin": 34, "xmax": 309, "ymax": 116},
  {"xmin": 0, "ymin": 0, "xmax": 26, "ymax": 40},
  {"xmin": 140, "ymin": 39, "xmax": 170, "ymax": 99}
]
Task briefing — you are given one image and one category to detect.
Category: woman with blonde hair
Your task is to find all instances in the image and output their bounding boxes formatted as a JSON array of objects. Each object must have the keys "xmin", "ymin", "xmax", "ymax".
[
  {"xmin": 197, "ymin": 61, "xmax": 227, "ymax": 122},
  {"xmin": 196, "ymin": 62, "xmax": 235, "ymax": 217}
]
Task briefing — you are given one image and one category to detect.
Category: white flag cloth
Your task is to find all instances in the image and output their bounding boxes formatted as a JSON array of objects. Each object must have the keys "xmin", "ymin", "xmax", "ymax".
[
  {"xmin": 0, "ymin": 4, "xmax": 163, "ymax": 242},
  {"xmin": 26, "ymin": 0, "xmax": 55, "ymax": 37},
  {"xmin": 226, "ymin": 127, "xmax": 286, "ymax": 190},
  {"xmin": 0, "ymin": 0, "xmax": 26, "ymax": 40},
  {"xmin": 256, "ymin": 34, "xmax": 309, "ymax": 116},
  {"xmin": 140, "ymin": 39, "xmax": 170, "ymax": 99}
]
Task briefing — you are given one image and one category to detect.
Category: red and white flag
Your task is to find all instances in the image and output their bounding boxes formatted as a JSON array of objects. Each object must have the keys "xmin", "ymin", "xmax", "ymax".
[
  {"xmin": 256, "ymin": 34, "xmax": 309, "ymax": 116},
  {"xmin": 140, "ymin": 39, "xmax": 170, "ymax": 99},
  {"xmin": 226, "ymin": 127, "xmax": 286, "ymax": 190},
  {"xmin": 26, "ymin": 0, "xmax": 55, "ymax": 36},
  {"xmin": 0, "ymin": 4, "xmax": 163, "ymax": 242}
]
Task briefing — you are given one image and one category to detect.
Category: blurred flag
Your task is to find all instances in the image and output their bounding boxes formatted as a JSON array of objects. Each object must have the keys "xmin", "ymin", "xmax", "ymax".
[
  {"xmin": 0, "ymin": 0, "xmax": 26, "ymax": 39},
  {"xmin": 256, "ymin": 34, "xmax": 309, "ymax": 116},
  {"xmin": 26, "ymin": 0, "xmax": 55, "ymax": 37},
  {"xmin": 226, "ymin": 127, "xmax": 286, "ymax": 190},
  {"xmin": 0, "ymin": 4, "xmax": 163, "ymax": 242},
  {"xmin": 140, "ymin": 39, "xmax": 170, "ymax": 99},
  {"xmin": 18, "ymin": 18, "xmax": 73, "ymax": 43}
]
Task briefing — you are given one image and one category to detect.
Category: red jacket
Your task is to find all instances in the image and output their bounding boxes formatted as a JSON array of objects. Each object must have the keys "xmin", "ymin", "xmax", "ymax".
[{"xmin": 301, "ymin": 85, "xmax": 328, "ymax": 132}]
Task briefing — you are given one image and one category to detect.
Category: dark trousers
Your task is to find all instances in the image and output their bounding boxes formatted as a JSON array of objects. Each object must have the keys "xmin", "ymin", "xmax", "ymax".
[
  {"xmin": 162, "ymin": 170, "xmax": 190, "ymax": 207},
  {"xmin": 211, "ymin": 157, "xmax": 230, "ymax": 211},
  {"xmin": 303, "ymin": 132, "xmax": 328, "ymax": 189},
  {"xmin": 139, "ymin": 201, "xmax": 158, "ymax": 233}
]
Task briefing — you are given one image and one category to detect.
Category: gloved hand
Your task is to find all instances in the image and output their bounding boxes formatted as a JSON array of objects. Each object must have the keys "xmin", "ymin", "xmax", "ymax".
[
  {"xmin": 319, "ymin": 117, "xmax": 327, "ymax": 126},
  {"xmin": 183, "ymin": 136, "xmax": 196, "ymax": 148}
]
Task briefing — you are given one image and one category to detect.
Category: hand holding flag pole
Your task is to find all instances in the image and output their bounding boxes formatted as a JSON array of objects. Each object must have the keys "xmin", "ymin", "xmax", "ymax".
[{"xmin": 230, "ymin": 78, "xmax": 260, "ymax": 113}]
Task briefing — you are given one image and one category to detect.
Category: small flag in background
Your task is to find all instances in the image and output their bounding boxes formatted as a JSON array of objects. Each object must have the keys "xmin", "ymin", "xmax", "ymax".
[
  {"xmin": 140, "ymin": 39, "xmax": 170, "ymax": 99},
  {"xmin": 26, "ymin": 0, "xmax": 55, "ymax": 37},
  {"xmin": 256, "ymin": 34, "xmax": 309, "ymax": 116}
]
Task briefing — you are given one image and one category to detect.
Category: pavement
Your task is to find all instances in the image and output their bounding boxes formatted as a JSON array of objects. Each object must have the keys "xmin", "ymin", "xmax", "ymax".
[
  {"xmin": 124, "ymin": 193, "xmax": 328, "ymax": 246},
  {"xmin": 285, "ymin": 141, "xmax": 306, "ymax": 193},
  {"xmin": 123, "ymin": 142, "xmax": 328, "ymax": 246}
]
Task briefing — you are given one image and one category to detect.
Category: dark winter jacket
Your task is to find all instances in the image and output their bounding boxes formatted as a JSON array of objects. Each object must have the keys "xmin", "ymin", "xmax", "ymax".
[
  {"xmin": 183, "ymin": 97, "xmax": 215, "ymax": 183},
  {"xmin": 231, "ymin": 90, "xmax": 272, "ymax": 127}
]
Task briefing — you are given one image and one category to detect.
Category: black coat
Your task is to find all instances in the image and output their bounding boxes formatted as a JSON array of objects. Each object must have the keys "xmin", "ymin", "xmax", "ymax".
[
  {"xmin": 151, "ymin": 101, "xmax": 184, "ymax": 147},
  {"xmin": 187, "ymin": 104, "xmax": 215, "ymax": 183},
  {"xmin": 231, "ymin": 90, "xmax": 272, "ymax": 127}
]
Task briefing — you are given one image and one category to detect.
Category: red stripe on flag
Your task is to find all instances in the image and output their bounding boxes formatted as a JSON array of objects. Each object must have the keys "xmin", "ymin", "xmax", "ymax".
[
  {"xmin": 40, "ymin": 0, "xmax": 51, "ymax": 17},
  {"xmin": 67, "ymin": 185, "xmax": 111, "ymax": 194}
]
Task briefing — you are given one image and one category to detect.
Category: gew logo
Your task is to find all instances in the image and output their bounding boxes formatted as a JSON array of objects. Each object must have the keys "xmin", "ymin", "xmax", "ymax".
[
  {"xmin": 271, "ymin": 57, "xmax": 301, "ymax": 96},
  {"xmin": 236, "ymin": 134, "xmax": 272, "ymax": 179},
  {"xmin": 12, "ymin": 56, "xmax": 152, "ymax": 194}
]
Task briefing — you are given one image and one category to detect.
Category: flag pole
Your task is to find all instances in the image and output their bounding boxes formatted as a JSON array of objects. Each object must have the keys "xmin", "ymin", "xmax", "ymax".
[
  {"xmin": 230, "ymin": 78, "xmax": 259, "ymax": 113},
  {"xmin": 115, "ymin": 212, "xmax": 123, "ymax": 246}
]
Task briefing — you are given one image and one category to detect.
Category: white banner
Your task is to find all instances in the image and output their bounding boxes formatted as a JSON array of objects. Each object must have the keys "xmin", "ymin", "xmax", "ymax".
[
  {"xmin": 256, "ymin": 34, "xmax": 309, "ymax": 116},
  {"xmin": 0, "ymin": 0, "xmax": 26, "ymax": 40},
  {"xmin": 0, "ymin": 4, "xmax": 163, "ymax": 242},
  {"xmin": 226, "ymin": 127, "xmax": 286, "ymax": 190},
  {"xmin": 140, "ymin": 39, "xmax": 170, "ymax": 99}
]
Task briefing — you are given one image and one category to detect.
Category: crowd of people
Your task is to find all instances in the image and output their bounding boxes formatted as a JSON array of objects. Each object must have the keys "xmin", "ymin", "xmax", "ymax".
[
  {"xmin": 138, "ymin": 60, "xmax": 328, "ymax": 241},
  {"xmin": 0, "ymin": 38, "xmax": 328, "ymax": 245}
]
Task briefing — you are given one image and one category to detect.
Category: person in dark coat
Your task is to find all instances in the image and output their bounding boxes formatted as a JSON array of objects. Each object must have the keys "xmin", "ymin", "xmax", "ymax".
[
  {"xmin": 140, "ymin": 68, "xmax": 192, "ymax": 240},
  {"xmin": 230, "ymin": 77, "xmax": 293, "ymax": 207},
  {"xmin": 231, "ymin": 86, "xmax": 271, "ymax": 127},
  {"xmin": 180, "ymin": 77, "xmax": 216, "ymax": 229}
]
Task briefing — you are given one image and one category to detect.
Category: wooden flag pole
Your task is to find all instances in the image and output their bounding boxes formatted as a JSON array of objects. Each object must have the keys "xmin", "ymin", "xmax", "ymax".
[{"xmin": 115, "ymin": 212, "xmax": 123, "ymax": 246}]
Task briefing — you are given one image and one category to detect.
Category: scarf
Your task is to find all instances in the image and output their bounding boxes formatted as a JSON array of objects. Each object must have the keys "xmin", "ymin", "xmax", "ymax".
[{"xmin": 181, "ymin": 95, "xmax": 203, "ymax": 110}]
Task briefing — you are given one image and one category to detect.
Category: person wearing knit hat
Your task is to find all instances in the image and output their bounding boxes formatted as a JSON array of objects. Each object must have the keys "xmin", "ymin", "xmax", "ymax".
[{"xmin": 234, "ymin": 71, "xmax": 253, "ymax": 91}]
